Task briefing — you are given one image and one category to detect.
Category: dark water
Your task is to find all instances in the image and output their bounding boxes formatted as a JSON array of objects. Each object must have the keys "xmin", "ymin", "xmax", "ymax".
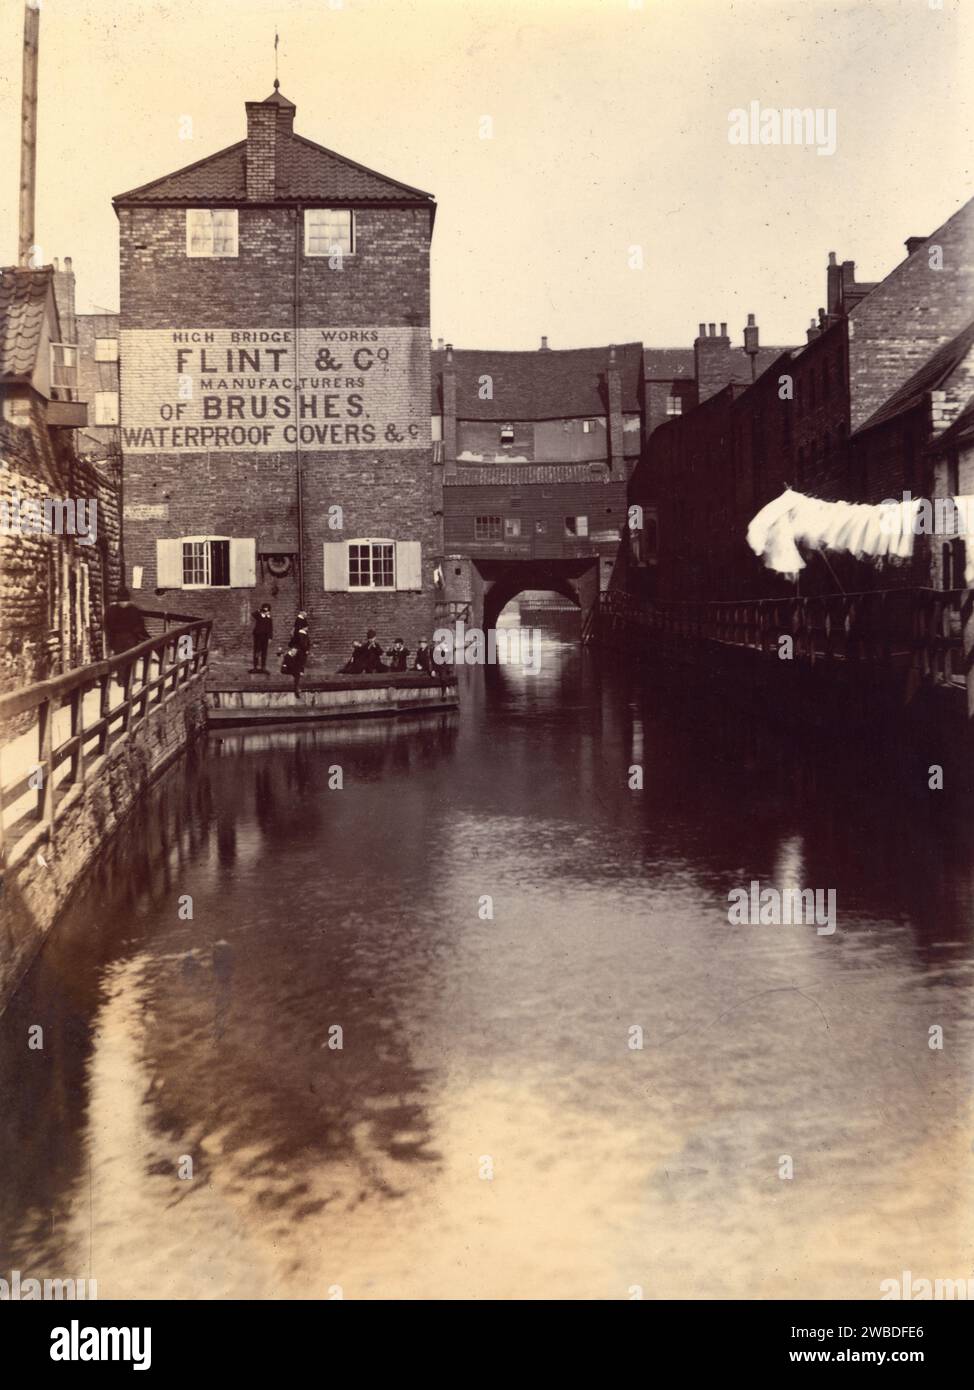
[{"xmin": 1, "ymin": 625, "xmax": 973, "ymax": 1299}]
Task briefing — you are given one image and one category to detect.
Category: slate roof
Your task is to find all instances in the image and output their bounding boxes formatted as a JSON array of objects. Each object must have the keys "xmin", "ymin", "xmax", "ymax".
[
  {"xmin": 644, "ymin": 349, "xmax": 695, "ymax": 379},
  {"xmin": 0, "ymin": 266, "xmax": 53, "ymax": 381},
  {"xmin": 643, "ymin": 344, "xmax": 793, "ymax": 385},
  {"xmin": 430, "ymin": 343, "xmax": 643, "ymax": 420},
  {"xmin": 114, "ymin": 91, "xmax": 433, "ymax": 206},
  {"xmin": 856, "ymin": 318, "xmax": 974, "ymax": 434}
]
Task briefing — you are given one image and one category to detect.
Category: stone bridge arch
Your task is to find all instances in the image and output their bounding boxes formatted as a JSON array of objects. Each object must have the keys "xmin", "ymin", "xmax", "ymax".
[{"xmin": 472, "ymin": 559, "xmax": 600, "ymax": 635}]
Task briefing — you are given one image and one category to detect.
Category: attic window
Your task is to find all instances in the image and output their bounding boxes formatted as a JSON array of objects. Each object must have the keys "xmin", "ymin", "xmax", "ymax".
[
  {"xmin": 500, "ymin": 423, "xmax": 515, "ymax": 443},
  {"xmin": 305, "ymin": 209, "xmax": 354, "ymax": 257},
  {"xmin": 186, "ymin": 209, "xmax": 238, "ymax": 257}
]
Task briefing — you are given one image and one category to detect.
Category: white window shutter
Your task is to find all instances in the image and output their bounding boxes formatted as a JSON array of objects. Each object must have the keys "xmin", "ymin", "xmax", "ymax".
[
  {"xmin": 229, "ymin": 538, "xmax": 257, "ymax": 587},
  {"xmin": 395, "ymin": 541, "xmax": 422, "ymax": 591},
  {"xmin": 156, "ymin": 539, "xmax": 183, "ymax": 588},
  {"xmin": 323, "ymin": 541, "xmax": 348, "ymax": 591}
]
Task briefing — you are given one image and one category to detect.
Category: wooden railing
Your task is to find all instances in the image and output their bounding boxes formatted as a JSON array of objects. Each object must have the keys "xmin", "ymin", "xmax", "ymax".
[
  {"xmin": 598, "ymin": 587, "xmax": 968, "ymax": 684},
  {"xmin": 0, "ymin": 609, "xmax": 211, "ymax": 864}
]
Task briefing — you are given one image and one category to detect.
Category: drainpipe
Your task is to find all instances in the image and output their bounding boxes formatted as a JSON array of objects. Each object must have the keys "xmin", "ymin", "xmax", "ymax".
[{"xmin": 293, "ymin": 204, "xmax": 305, "ymax": 609}]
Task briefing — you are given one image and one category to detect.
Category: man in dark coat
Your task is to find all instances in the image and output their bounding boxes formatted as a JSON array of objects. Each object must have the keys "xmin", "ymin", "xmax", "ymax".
[
  {"xmin": 251, "ymin": 605, "xmax": 273, "ymax": 672},
  {"xmin": 387, "ymin": 638, "xmax": 409, "ymax": 672},
  {"xmin": 340, "ymin": 640, "xmax": 368, "ymax": 674},
  {"xmin": 413, "ymin": 638, "xmax": 435, "ymax": 675},
  {"xmin": 363, "ymin": 628, "xmax": 385, "ymax": 673},
  {"xmin": 105, "ymin": 587, "xmax": 149, "ymax": 656},
  {"xmin": 281, "ymin": 611, "xmax": 311, "ymax": 695}
]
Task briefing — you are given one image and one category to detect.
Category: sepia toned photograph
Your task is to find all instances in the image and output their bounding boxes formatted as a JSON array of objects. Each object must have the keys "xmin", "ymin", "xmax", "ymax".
[{"xmin": 0, "ymin": 0, "xmax": 972, "ymax": 1346}]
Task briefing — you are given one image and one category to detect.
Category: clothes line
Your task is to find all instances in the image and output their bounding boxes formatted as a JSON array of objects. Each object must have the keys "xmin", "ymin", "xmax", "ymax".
[{"xmin": 746, "ymin": 489, "xmax": 974, "ymax": 583}]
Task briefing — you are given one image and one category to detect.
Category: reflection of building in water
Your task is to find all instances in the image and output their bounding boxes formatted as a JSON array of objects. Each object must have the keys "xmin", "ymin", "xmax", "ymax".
[{"xmin": 115, "ymin": 87, "xmax": 438, "ymax": 667}]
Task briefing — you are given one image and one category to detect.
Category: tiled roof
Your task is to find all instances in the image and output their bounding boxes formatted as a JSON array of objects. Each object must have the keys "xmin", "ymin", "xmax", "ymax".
[
  {"xmin": 856, "ymin": 318, "xmax": 974, "ymax": 434},
  {"xmin": 114, "ymin": 93, "xmax": 433, "ymax": 205},
  {"xmin": 0, "ymin": 266, "xmax": 53, "ymax": 380},
  {"xmin": 430, "ymin": 342, "xmax": 643, "ymax": 419}
]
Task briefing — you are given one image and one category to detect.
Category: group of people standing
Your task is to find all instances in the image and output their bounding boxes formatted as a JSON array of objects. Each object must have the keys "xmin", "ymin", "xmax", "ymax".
[
  {"xmin": 250, "ymin": 606, "xmax": 310, "ymax": 695},
  {"xmin": 252, "ymin": 609, "xmax": 442, "ymax": 697}
]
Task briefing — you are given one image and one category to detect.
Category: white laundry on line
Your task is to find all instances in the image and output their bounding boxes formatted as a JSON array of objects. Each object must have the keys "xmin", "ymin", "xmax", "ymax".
[{"xmin": 745, "ymin": 489, "xmax": 973, "ymax": 580}]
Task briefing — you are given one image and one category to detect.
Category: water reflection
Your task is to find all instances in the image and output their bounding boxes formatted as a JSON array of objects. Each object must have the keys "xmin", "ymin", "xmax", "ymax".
[{"xmin": 0, "ymin": 639, "xmax": 972, "ymax": 1299}]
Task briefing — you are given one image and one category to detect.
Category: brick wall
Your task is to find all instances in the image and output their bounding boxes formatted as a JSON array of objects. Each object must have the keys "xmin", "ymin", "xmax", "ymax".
[
  {"xmin": 118, "ymin": 200, "xmax": 436, "ymax": 671},
  {"xmin": 848, "ymin": 200, "xmax": 974, "ymax": 431}
]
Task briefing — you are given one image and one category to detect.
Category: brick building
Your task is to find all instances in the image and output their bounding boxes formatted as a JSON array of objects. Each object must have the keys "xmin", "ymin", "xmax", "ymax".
[
  {"xmin": 433, "ymin": 341, "xmax": 641, "ymax": 624},
  {"xmin": 0, "ymin": 265, "xmax": 118, "ymax": 705},
  {"xmin": 114, "ymin": 87, "xmax": 437, "ymax": 671},
  {"xmin": 625, "ymin": 197, "xmax": 974, "ymax": 604}
]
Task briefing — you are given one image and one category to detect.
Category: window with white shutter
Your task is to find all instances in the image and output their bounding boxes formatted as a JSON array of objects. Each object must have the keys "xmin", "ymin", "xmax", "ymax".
[{"xmin": 395, "ymin": 541, "xmax": 422, "ymax": 590}]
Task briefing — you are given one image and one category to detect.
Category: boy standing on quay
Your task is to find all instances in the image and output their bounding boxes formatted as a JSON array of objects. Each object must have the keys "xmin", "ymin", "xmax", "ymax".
[{"xmin": 251, "ymin": 605, "xmax": 273, "ymax": 673}]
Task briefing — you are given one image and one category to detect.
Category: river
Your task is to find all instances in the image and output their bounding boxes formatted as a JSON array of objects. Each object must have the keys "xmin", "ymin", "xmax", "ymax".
[{"xmin": 1, "ymin": 618, "xmax": 972, "ymax": 1299}]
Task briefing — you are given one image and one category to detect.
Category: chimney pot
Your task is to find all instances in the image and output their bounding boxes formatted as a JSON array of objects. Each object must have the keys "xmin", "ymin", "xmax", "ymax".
[
  {"xmin": 698, "ymin": 323, "xmax": 706, "ymax": 339},
  {"xmin": 64, "ymin": 256, "xmax": 72, "ymax": 272},
  {"xmin": 719, "ymin": 322, "xmax": 727, "ymax": 337},
  {"xmin": 539, "ymin": 336, "xmax": 549, "ymax": 351},
  {"xmin": 53, "ymin": 257, "xmax": 59, "ymax": 271},
  {"xmin": 828, "ymin": 252, "xmax": 837, "ymax": 266},
  {"xmin": 437, "ymin": 337, "xmax": 444, "ymax": 350},
  {"xmin": 747, "ymin": 313, "xmax": 756, "ymax": 326}
]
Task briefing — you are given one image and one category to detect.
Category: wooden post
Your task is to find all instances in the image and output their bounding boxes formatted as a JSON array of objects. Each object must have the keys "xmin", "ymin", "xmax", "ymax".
[
  {"xmin": 37, "ymin": 695, "xmax": 54, "ymax": 829},
  {"xmin": 962, "ymin": 590, "xmax": 974, "ymax": 720},
  {"xmin": 18, "ymin": 3, "xmax": 40, "ymax": 266}
]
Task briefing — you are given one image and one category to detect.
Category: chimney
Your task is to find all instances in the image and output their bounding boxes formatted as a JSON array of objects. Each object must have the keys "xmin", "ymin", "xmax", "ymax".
[
  {"xmin": 743, "ymin": 313, "xmax": 760, "ymax": 381},
  {"xmin": 606, "ymin": 345, "xmax": 624, "ymax": 474},
  {"xmin": 53, "ymin": 253, "xmax": 77, "ymax": 344},
  {"xmin": 827, "ymin": 250, "xmax": 842, "ymax": 317},
  {"xmin": 443, "ymin": 344, "xmax": 457, "ymax": 477},
  {"xmin": 905, "ymin": 235, "xmax": 928, "ymax": 257},
  {"xmin": 807, "ymin": 318, "xmax": 821, "ymax": 343},
  {"xmin": 539, "ymin": 336, "xmax": 550, "ymax": 351},
  {"xmin": 245, "ymin": 100, "xmax": 278, "ymax": 199},
  {"xmin": 694, "ymin": 320, "xmax": 732, "ymax": 402}
]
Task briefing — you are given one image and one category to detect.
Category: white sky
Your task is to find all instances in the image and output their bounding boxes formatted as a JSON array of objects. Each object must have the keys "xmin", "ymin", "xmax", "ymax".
[{"xmin": 0, "ymin": 0, "xmax": 970, "ymax": 349}]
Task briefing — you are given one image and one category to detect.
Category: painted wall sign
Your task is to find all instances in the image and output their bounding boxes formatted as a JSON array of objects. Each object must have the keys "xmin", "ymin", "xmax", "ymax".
[
  {"xmin": 119, "ymin": 327, "xmax": 430, "ymax": 454},
  {"xmin": 123, "ymin": 502, "xmax": 170, "ymax": 520}
]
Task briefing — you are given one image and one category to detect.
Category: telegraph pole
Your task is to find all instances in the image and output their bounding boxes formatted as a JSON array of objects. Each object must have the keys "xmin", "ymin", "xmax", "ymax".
[{"xmin": 18, "ymin": 1, "xmax": 41, "ymax": 266}]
